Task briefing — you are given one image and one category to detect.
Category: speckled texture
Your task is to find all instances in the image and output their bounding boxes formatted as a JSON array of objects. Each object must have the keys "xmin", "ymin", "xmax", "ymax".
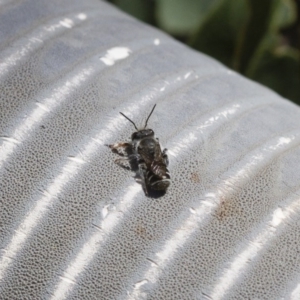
[{"xmin": 1, "ymin": 0, "xmax": 300, "ymax": 299}]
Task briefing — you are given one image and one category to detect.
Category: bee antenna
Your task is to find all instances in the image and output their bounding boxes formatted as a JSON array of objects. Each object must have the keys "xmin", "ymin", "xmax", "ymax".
[
  {"xmin": 119, "ymin": 112, "xmax": 139, "ymax": 131},
  {"xmin": 144, "ymin": 104, "xmax": 156, "ymax": 129}
]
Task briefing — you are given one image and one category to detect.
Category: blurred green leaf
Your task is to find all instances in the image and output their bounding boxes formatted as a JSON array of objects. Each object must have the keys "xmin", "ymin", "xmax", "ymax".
[
  {"xmin": 269, "ymin": 0, "xmax": 297, "ymax": 30},
  {"xmin": 113, "ymin": 0, "xmax": 155, "ymax": 24},
  {"xmin": 190, "ymin": 0, "xmax": 249, "ymax": 68},
  {"xmin": 156, "ymin": 0, "xmax": 220, "ymax": 36},
  {"xmin": 236, "ymin": 0, "xmax": 275, "ymax": 73},
  {"xmin": 239, "ymin": 0, "xmax": 296, "ymax": 73},
  {"xmin": 246, "ymin": 0, "xmax": 300, "ymax": 103},
  {"xmin": 248, "ymin": 41, "xmax": 300, "ymax": 102}
]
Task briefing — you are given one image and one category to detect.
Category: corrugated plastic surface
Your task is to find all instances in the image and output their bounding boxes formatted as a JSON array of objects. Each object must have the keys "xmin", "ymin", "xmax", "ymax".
[{"xmin": 1, "ymin": 0, "xmax": 300, "ymax": 299}]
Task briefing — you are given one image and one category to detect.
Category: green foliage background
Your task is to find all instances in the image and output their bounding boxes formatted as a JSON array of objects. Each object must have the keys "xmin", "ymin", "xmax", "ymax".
[{"xmin": 108, "ymin": 0, "xmax": 300, "ymax": 104}]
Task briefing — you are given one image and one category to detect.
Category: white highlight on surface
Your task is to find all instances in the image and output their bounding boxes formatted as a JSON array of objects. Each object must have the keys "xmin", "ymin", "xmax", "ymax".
[
  {"xmin": 50, "ymin": 184, "xmax": 141, "ymax": 300},
  {"xmin": 184, "ymin": 72, "xmax": 191, "ymax": 79},
  {"xmin": 189, "ymin": 207, "xmax": 196, "ymax": 214},
  {"xmin": 77, "ymin": 13, "xmax": 87, "ymax": 20},
  {"xmin": 59, "ymin": 276, "xmax": 75, "ymax": 285},
  {"xmin": 291, "ymin": 282, "xmax": 300, "ymax": 300},
  {"xmin": 59, "ymin": 18, "xmax": 74, "ymax": 28},
  {"xmin": 101, "ymin": 205, "xmax": 110, "ymax": 219},
  {"xmin": 270, "ymin": 137, "xmax": 291, "ymax": 150},
  {"xmin": 210, "ymin": 195, "xmax": 300, "ymax": 300},
  {"xmin": 0, "ymin": 68, "xmax": 92, "ymax": 169},
  {"xmin": 154, "ymin": 39, "xmax": 160, "ymax": 45},
  {"xmin": 170, "ymin": 104, "xmax": 240, "ymax": 158},
  {"xmin": 67, "ymin": 156, "xmax": 85, "ymax": 164},
  {"xmin": 0, "ymin": 137, "xmax": 20, "ymax": 144},
  {"xmin": 219, "ymin": 135, "xmax": 293, "ymax": 195},
  {"xmin": 0, "ymin": 13, "xmax": 88, "ymax": 78},
  {"xmin": 169, "ymin": 132, "xmax": 197, "ymax": 157},
  {"xmin": 35, "ymin": 102, "xmax": 50, "ymax": 112},
  {"xmin": 100, "ymin": 47, "xmax": 131, "ymax": 66},
  {"xmin": 271, "ymin": 207, "xmax": 285, "ymax": 227},
  {"xmin": 134, "ymin": 280, "xmax": 148, "ymax": 289}
]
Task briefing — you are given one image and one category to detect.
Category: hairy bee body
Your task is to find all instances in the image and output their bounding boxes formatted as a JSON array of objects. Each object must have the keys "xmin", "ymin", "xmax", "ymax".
[
  {"xmin": 133, "ymin": 132, "xmax": 170, "ymax": 194},
  {"xmin": 109, "ymin": 105, "xmax": 170, "ymax": 196}
]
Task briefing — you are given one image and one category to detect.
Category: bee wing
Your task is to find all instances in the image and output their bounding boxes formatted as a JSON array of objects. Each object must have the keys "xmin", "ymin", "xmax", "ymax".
[
  {"xmin": 154, "ymin": 142, "xmax": 163, "ymax": 159},
  {"xmin": 150, "ymin": 144, "xmax": 168, "ymax": 178},
  {"xmin": 137, "ymin": 139, "xmax": 168, "ymax": 178},
  {"xmin": 138, "ymin": 145, "xmax": 155, "ymax": 164},
  {"xmin": 109, "ymin": 142, "xmax": 133, "ymax": 156}
]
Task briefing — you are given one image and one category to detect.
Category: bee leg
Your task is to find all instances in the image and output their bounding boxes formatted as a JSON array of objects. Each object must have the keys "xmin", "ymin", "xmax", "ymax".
[
  {"xmin": 114, "ymin": 157, "xmax": 131, "ymax": 170},
  {"xmin": 115, "ymin": 154, "xmax": 140, "ymax": 170},
  {"xmin": 138, "ymin": 162, "xmax": 149, "ymax": 196},
  {"xmin": 114, "ymin": 157, "xmax": 129, "ymax": 163},
  {"xmin": 109, "ymin": 142, "xmax": 131, "ymax": 149},
  {"xmin": 162, "ymin": 148, "xmax": 169, "ymax": 166},
  {"xmin": 108, "ymin": 142, "xmax": 132, "ymax": 156},
  {"xmin": 128, "ymin": 154, "xmax": 140, "ymax": 161}
]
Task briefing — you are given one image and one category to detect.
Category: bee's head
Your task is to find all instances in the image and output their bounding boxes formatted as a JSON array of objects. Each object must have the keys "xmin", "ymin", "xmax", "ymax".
[
  {"xmin": 119, "ymin": 104, "xmax": 157, "ymax": 139},
  {"xmin": 131, "ymin": 129, "xmax": 154, "ymax": 141}
]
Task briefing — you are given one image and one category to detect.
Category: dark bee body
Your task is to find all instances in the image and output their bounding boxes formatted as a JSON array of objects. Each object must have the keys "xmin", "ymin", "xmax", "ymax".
[{"xmin": 109, "ymin": 105, "xmax": 170, "ymax": 196}]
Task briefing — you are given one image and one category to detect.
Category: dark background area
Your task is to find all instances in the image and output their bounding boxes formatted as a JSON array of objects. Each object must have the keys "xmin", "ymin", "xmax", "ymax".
[{"xmin": 107, "ymin": 0, "xmax": 300, "ymax": 105}]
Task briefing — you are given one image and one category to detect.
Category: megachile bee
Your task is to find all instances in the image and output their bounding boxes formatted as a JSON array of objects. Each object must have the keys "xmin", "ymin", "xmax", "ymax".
[{"xmin": 109, "ymin": 104, "xmax": 170, "ymax": 196}]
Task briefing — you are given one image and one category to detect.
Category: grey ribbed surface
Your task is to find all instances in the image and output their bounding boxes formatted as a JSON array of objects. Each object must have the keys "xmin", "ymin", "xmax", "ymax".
[{"xmin": 1, "ymin": 0, "xmax": 300, "ymax": 299}]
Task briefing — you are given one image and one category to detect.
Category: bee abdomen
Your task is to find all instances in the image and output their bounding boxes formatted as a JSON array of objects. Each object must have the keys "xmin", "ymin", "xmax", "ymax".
[
  {"xmin": 151, "ymin": 161, "xmax": 169, "ymax": 178},
  {"xmin": 148, "ymin": 169, "xmax": 170, "ymax": 191}
]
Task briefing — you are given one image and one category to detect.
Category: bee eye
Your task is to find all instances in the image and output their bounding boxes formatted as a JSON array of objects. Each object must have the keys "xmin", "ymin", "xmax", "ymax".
[{"xmin": 131, "ymin": 132, "xmax": 138, "ymax": 140}]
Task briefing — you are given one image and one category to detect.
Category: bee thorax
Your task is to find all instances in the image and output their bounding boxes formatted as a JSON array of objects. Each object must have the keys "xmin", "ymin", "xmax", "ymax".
[{"xmin": 135, "ymin": 138, "xmax": 156, "ymax": 150}]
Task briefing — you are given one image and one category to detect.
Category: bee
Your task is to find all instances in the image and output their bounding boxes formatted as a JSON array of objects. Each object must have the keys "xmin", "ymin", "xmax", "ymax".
[{"xmin": 109, "ymin": 104, "xmax": 170, "ymax": 196}]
